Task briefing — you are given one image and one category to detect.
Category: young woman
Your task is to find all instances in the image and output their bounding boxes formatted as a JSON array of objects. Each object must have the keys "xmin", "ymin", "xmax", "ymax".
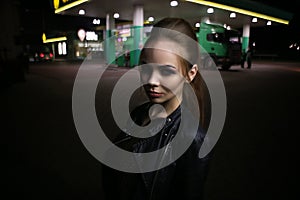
[{"xmin": 102, "ymin": 17, "xmax": 212, "ymax": 200}]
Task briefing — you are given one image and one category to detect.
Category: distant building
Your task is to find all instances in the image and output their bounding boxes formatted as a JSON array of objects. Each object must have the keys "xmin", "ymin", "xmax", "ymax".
[{"xmin": 0, "ymin": 0, "xmax": 22, "ymax": 62}]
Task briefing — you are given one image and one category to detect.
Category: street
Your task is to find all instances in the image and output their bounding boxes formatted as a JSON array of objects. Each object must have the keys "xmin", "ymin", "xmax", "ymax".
[{"xmin": 4, "ymin": 60, "xmax": 300, "ymax": 199}]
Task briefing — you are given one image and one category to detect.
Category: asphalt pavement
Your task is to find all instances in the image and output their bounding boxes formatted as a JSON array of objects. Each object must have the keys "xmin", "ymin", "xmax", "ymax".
[{"xmin": 3, "ymin": 59, "xmax": 300, "ymax": 199}]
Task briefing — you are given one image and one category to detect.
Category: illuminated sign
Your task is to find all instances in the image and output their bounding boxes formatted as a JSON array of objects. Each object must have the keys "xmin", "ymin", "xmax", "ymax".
[
  {"xmin": 185, "ymin": 0, "xmax": 290, "ymax": 24},
  {"xmin": 77, "ymin": 29, "xmax": 86, "ymax": 41},
  {"xmin": 119, "ymin": 29, "xmax": 131, "ymax": 38},
  {"xmin": 42, "ymin": 33, "xmax": 67, "ymax": 43},
  {"xmin": 54, "ymin": 0, "xmax": 89, "ymax": 14},
  {"xmin": 86, "ymin": 31, "xmax": 98, "ymax": 41},
  {"xmin": 53, "ymin": 0, "xmax": 60, "ymax": 9}
]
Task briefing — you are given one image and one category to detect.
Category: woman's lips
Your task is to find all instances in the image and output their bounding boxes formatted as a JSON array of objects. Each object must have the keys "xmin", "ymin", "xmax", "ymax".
[{"xmin": 147, "ymin": 91, "xmax": 163, "ymax": 98}]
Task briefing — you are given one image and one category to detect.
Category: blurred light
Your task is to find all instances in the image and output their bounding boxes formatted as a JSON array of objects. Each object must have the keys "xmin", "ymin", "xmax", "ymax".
[
  {"xmin": 288, "ymin": 43, "xmax": 300, "ymax": 49},
  {"xmin": 207, "ymin": 8, "xmax": 214, "ymax": 14},
  {"xmin": 93, "ymin": 19, "xmax": 101, "ymax": 25},
  {"xmin": 253, "ymin": 42, "xmax": 256, "ymax": 47},
  {"xmin": 226, "ymin": 26, "xmax": 231, "ymax": 30},
  {"xmin": 223, "ymin": 24, "xmax": 227, "ymax": 28},
  {"xmin": 54, "ymin": 0, "xmax": 89, "ymax": 14},
  {"xmin": 42, "ymin": 33, "xmax": 46, "ymax": 41},
  {"xmin": 252, "ymin": 17, "xmax": 258, "ymax": 23},
  {"xmin": 230, "ymin": 12, "xmax": 236, "ymax": 18},
  {"xmin": 86, "ymin": 31, "xmax": 98, "ymax": 41},
  {"xmin": 148, "ymin": 17, "xmax": 155, "ymax": 22},
  {"xmin": 58, "ymin": 43, "xmax": 63, "ymax": 55},
  {"xmin": 185, "ymin": 0, "xmax": 289, "ymax": 24},
  {"xmin": 77, "ymin": 29, "xmax": 86, "ymax": 41},
  {"xmin": 267, "ymin": 21, "xmax": 272, "ymax": 25},
  {"xmin": 62, "ymin": 42, "xmax": 67, "ymax": 55},
  {"xmin": 43, "ymin": 33, "xmax": 67, "ymax": 44},
  {"xmin": 170, "ymin": 1, "xmax": 178, "ymax": 7},
  {"xmin": 113, "ymin": 13, "xmax": 120, "ymax": 18},
  {"xmin": 195, "ymin": 22, "xmax": 200, "ymax": 28},
  {"xmin": 79, "ymin": 9, "xmax": 85, "ymax": 15},
  {"xmin": 205, "ymin": 18, "xmax": 211, "ymax": 23}
]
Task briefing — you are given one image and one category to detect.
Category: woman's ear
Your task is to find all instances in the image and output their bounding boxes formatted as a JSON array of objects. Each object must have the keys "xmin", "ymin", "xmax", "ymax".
[{"xmin": 188, "ymin": 64, "xmax": 198, "ymax": 82}]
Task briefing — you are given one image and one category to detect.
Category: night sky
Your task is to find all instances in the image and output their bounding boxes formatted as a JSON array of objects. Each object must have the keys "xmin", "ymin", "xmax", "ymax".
[{"xmin": 249, "ymin": 1, "xmax": 299, "ymax": 58}]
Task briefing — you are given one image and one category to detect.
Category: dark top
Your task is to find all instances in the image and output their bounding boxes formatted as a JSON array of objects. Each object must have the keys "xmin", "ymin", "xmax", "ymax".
[{"xmin": 102, "ymin": 102, "xmax": 212, "ymax": 200}]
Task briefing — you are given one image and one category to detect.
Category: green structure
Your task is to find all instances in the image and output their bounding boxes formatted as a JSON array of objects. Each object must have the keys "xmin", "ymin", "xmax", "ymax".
[
  {"xmin": 105, "ymin": 30, "xmax": 116, "ymax": 65},
  {"xmin": 197, "ymin": 22, "xmax": 242, "ymax": 70}
]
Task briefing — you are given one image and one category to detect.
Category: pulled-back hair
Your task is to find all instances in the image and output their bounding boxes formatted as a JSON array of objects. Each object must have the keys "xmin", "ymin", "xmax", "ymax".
[{"xmin": 141, "ymin": 17, "xmax": 211, "ymax": 130}]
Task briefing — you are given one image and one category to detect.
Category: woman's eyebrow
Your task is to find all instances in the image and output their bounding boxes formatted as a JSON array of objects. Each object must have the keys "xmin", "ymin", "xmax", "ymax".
[
  {"xmin": 160, "ymin": 64, "xmax": 176, "ymax": 69},
  {"xmin": 140, "ymin": 62, "xmax": 176, "ymax": 69}
]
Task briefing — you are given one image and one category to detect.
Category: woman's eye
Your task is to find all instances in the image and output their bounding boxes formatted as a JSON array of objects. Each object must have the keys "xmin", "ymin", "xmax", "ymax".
[
  {"xmin": 160, "ymin": 67, "xmax": 176, "ymax": 76},
  {"xmin": 140, "ymin": 66, "xmax": 152, "ymax": 75}
]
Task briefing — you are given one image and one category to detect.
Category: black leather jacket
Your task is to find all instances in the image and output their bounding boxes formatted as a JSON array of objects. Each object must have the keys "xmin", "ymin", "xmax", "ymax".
[{"xmin": 102, "ymin": 103, "xmax": 212, "ymax": 200}]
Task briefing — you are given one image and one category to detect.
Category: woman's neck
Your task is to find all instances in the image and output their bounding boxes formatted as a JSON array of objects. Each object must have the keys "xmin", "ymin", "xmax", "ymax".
[
  {"xmin": 162, "ymin": 99, "xmax": 180, "ymax": 116},
  {"xmin": 149, "ymin": 98, "xmax": 181, "ymax": 119}
]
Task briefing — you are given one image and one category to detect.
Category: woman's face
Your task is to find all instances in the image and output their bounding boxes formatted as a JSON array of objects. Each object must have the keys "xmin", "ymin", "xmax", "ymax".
[{"xmin": 139, "ymin": 41, "xmax": 186, "ymax": 109}]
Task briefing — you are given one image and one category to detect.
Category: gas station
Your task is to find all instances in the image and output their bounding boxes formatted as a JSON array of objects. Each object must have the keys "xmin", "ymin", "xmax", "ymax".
[
  {"xmin": 50, "ymin": 0, "xmax": 293, "ymax": 67},
  {"xmin": 5, "ymin": 1, "xmax": 299, "ymax": 199}
]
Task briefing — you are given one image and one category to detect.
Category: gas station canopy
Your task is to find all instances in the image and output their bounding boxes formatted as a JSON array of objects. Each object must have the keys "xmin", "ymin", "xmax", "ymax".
[{"xmin": 53, "ymin": 0, "xmax": 293, "ymax": 28}]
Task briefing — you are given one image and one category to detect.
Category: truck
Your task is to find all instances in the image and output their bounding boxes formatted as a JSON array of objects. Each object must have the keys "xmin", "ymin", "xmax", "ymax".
[
  {"xmin": 196, "ymin": 22, "xmax": 242, "ymax": 70},
  {"xmin": 116, "ymin": 22, "xmax": 242, "ymax": 70}
]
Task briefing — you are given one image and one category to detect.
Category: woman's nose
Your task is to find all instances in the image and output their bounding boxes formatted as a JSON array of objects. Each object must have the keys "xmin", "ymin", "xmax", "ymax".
[{"xmin": 146, "ymin": 70, "xmax": 160, "ymax": 86}]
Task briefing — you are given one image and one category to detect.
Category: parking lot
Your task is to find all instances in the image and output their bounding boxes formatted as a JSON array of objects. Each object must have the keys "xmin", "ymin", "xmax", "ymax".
[{"xmin": 4, "ymin": 59, "xmax": 300, "ymax": 199}]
